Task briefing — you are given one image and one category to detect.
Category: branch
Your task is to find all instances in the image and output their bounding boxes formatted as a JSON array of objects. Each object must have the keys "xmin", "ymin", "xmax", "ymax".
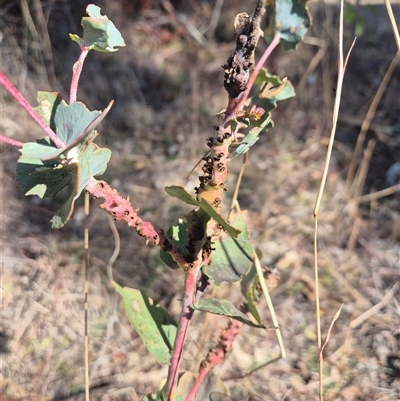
[{"xmin": 0, "ymin": 72, "xmax": 64, "ymax": 148}]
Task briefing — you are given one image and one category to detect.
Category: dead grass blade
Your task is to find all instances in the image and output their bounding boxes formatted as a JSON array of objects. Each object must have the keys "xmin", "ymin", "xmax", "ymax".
[{"xmin": 313, "ymin": 0, "xmax": 356, "ymax": 399}]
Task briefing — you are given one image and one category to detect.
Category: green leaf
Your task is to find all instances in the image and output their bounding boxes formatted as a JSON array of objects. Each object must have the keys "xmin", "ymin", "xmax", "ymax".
[
  {"xmin": 230, "ymin": 69, "xmax": 294, "ymax": 158},
  {"xmin": 19, "ymin": 139, "xmax": 65, "ymax": 161},
  {"xmin": 192, "ymin": 298, "xmax": 265, "ymax": 328},
  {"xmin": 50, "ymin": 186, "xmax": 76, "ymax": 229},
  {"xmin": 202, "ymin": 212, "xmax": 253, "ymax": 285},
  {"xmin": 114, "ymin": 282, "xmax": 177, "ymax": 365},
  {"xmin": 53, "ymin": 100, "xmax": 99, "ymax": 147},
  {"xmin": 50, "ymin": 142, "xmax": 111, "ymax": 229},
  {"xmin": 70, "ymin": 5, "xmax": 126, "ymax": 52},
  {"xmin": 164, "ymin": 186, "xmax": 240, "ymax": 238},
  {"xmin": 20, "ymin": 100, "xmax": 113, "ymax": 163},
  {"xmin": 16, "ymin": 156, "xmax": 72, "ymax": 198},
  {"xmin": 17, "ymin": 138, "xmax": 72, "ymax": 198},
  {"xmin": 270, "ymin": 0, "xmax": 311, "ymax": 49},
  {"xmin": 230, "ymin": 115, "xmax": 272, "ymax": 158},
  {"xmin": 76, "ymin": 141, "xmax": 111, "ymax": 197}
]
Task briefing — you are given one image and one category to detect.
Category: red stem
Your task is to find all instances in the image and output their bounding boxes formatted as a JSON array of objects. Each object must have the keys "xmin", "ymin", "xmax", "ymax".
[
  {"xmin": 70, "ymin": 47, "xmax": 90, "ymax": 103},
  {"xmin": 0, "ymin": 135, "xmax": 23, "ymax": 147},
  {"xmin": 165, "ymin": 267, "xmax": 199, "ymax": 400},
  {"xmin": 239, "ymin": 31, "xmax": 281, "ymax": 110},
  {"xmin": 0, "ymin": 72, "xmax": 64, "ymax": 148}
]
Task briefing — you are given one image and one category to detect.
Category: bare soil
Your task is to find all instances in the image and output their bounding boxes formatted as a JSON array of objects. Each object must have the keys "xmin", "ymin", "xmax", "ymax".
[{"xmin": 1, "ymin": 1, "xmax": 399, "ymax": 400}]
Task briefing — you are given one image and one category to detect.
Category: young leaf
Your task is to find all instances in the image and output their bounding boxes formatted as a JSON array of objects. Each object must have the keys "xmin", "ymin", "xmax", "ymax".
[
  {"xmin": 268, "ymin": 0, "xmax": 311, "ymax": 49},
  {"xmin": 202, "ymin": 211, "xmax": 252, "ymax": 285},
  {"xmin": 70, "ymin": 4, "xmax": 126, "ymax": 52},
  {"xmin": 164, "ymin": 186, "xmax": 240, "ymax": 238},
  {"xmin": 114, "ymin": 282, "xmax": 177, "ymax": 365},
  {"xmin": 192, "ymin": 298, "xmax": 265, "ymax": 329}
]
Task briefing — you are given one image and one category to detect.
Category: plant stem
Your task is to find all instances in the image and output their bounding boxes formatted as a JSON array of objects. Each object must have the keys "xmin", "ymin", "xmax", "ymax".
[
  {"xmin": 165, "ymin": 267, "xmax": 199, "ymax": 400},
  {"xmin": 186, "ymin": 319, "xmax": 242, "ymax": 401},
  {"xmin": 0, "ymin": 72, "xmax": 64, "ymax": 148},
  {"xmin": 239, "ymin": 30, "xmax": 281, "ymax": 110},
  {"xmin": 0, "ymin": 135, "xmax": 23, "ymax": 147},
  {"xmin": 70, "ymin": 48, "xmax": 90, "ymax": 104}
]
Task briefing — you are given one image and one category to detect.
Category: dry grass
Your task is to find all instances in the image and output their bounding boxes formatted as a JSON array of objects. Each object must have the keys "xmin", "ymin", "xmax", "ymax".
[{"xmin": 1, "ymin": 1, "xmax": 399, "ymax": 400}]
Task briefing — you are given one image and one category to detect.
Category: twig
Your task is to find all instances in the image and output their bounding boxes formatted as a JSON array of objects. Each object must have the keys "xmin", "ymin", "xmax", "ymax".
[
  {"xmin": 350, "ymin": 282, "xmax": 400, "ymax": 329},
  {"xmin": 352, "ymin": 183, "xmax": 400, "ymax": 204},
  {"xmin": 345, "ymin": 53, "xmax": 399, "ymax": 198},
  {"xmin": 106, "ymin": 214, "xmax": 120, "ymax": 283},
  {"xmin": 383, "ymin": 0, "xmax": 400, "ymax": 51},
  {"xmin": 222, "ymin": 355, "xmax": 282, "ymax": 381},
  {"xmin": 313, "ymin": 1, "xmax": 356, "ymax": 399},
  {"xmin": 318, "ymin": 304, "xmax": 344, "ymax": 377},
  {"xmin": 347, "ymin": 138, "xmax": 376, "ymax": 250},
  {"xmin": 205, "ymin": 0, "xmax": 224, "ymax": 39}
]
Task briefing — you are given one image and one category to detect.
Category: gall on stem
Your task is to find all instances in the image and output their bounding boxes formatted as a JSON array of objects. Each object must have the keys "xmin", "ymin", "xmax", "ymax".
[
  {"xmin": 186, "ymin": 319, "xmax": 243, "ymax": 401},
  {"xmin": 85, "ymin": 177, "xmax": 197, "ymax": 271}
]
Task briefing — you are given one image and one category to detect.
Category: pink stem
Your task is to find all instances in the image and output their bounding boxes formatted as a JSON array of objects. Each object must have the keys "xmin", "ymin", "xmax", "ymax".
[
  {"xmin": 185, "ymin": 364, "xmax": 212, "ymax": 401},
  {"xmin": 0, "ymin": 72, "xmax": 64, "ymax": 148},
  {"xmin": 165, "ymin": 268, "xmax": 199, "ymax": 400},
  {"xmin": 70, "ymin": 48, "xmax": 90, "ymax": 103},
  {"xmin": 0, "ymin": 135, "xmax": 23, "ymax": 147},
  {"xmin": 186, "ymin": 319, "xmax": 243, "ymax": 401},
  {"xmin": 239, "ymin": 30, "xmax": 281, "ymax": 109}
]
